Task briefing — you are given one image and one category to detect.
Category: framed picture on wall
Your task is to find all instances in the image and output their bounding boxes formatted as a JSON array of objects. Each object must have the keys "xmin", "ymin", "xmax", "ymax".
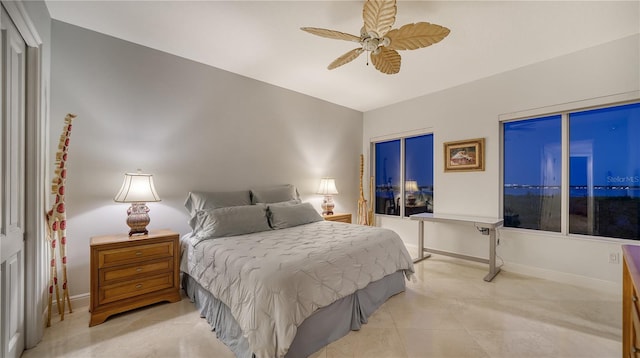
[{"xmin": 444, "ymin": 138, "xmax": 485, "ymax": 172}]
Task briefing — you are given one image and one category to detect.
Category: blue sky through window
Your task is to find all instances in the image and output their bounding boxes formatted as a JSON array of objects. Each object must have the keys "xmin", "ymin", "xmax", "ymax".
[
  {"xmin": 570, "ymin": 102, "xmax": 640, "ymax": 193},
  {"xmin": 405, "ymin": 135, "xmax": 434, "ymax": 189},
  {"xmin": 375, "ymin": 140, "xmax": 400, "ymax": 189},
  {"xmin": 504, "ymin": 115, "xmax": 561, "ymax": 187}
]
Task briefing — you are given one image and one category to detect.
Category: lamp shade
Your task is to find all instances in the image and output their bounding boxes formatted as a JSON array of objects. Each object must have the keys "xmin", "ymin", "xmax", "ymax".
[
  {"xmin": 114, "ymin": 171, "xmax": 161, "ymax": 203},
  {"xmin": 316, "ymin": 178, "xmax": 339, "ymax": 195},
  {"xmin": 405, "ymin": 180, "xmax": 419, "ymax": 193}
]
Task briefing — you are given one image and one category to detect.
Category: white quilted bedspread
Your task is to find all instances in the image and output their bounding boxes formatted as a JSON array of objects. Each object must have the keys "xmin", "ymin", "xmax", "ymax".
[{"xmin": 185, "ymin": 220, "xmax": 414, "ymax": 358}]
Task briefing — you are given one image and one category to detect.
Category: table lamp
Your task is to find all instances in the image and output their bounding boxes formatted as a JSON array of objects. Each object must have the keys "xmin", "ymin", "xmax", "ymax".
[
  {"xmin": 405, "ymin": 180, "xmax": 419, "ymax": 206},
  {"xmin": 114, "ymin": 170, "xmax": 161, "ymax": 236},
  {"xmin": 316, "ymin": 177, "xmax": 338, "ymax": 215}
]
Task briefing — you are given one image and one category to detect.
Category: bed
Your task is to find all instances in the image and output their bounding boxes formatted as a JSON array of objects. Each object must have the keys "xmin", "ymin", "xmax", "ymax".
[{"xmin": 180, "ymin": 186, "xmax": 414, "ymax": 358}]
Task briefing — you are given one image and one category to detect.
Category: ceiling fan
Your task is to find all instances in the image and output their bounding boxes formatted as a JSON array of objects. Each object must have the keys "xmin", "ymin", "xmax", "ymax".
[{"xmin": 301, "ymin": 0, "xmax": 450, "ymax": 75}]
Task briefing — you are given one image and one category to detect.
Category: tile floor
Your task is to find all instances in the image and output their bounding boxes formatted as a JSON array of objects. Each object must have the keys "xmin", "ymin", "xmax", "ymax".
[{"xmin": 22, "ymin": 255, "xmax": 622, "ymax": 358}]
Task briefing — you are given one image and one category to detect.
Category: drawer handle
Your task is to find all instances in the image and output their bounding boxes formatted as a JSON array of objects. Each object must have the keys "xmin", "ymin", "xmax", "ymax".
[
  {"xmin": 634, "ymin": 295, "xmax": 638, "ymax": 302},
  {"xmin": 136, "ymin": 267, "xmax": 143, "ymax": 272},
  {"xmin": 135, "ymin": 251, "xmax": 143, "ymax": 256},
  {"xmin": 135, "ymin": 284, "xmax": 143, "ymax": 289}
]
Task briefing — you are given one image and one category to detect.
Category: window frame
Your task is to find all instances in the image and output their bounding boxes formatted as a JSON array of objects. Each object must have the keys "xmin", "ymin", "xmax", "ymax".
[
  {"xmin": 371, "ymin": 129, "xmax": 434, "ymax": 219},
  {"xmin": 499, "ymin": 91, "xmax": 640, "ymax": 242}
]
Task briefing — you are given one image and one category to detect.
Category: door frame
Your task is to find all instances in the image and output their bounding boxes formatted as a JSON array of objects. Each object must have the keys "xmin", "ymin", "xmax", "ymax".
[{"xmin": 1, "ymin": 0, "xmax": 47, "ymax": 349}]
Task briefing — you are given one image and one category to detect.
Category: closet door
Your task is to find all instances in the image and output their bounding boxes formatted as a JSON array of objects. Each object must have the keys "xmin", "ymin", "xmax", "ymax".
[{"xmin": 0, "ymin": 5, "xmax": 26, "ymax": 358}]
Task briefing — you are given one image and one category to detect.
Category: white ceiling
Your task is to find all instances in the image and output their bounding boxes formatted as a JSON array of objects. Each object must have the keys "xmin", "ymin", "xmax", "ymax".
[{"xmin": 45, "ymin": 1, "xmax": 639, "ymax": 112}]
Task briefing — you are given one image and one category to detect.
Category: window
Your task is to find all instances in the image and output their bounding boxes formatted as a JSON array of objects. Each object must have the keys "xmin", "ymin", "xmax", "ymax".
[
  {"xmin": 503, "ymin": 102, "xmax": 640, "ymax": 240},
  {"xmin": 405, "ymin": 135, "xmax": 434, "ymax": 217},
  {"xmin": 569, "ymin": 103, "xmax": 640, "ymax": 239},
  {"xmin": 375, "ymin": 140, "xmax": 400, "ymax": 216},
  {"xmin": 503, "ymin": 115, "xmax": 561, "ymax": 231},
  {"xmin": 374, "ymin": 134, "xmax": 433, "ymax": 217}
]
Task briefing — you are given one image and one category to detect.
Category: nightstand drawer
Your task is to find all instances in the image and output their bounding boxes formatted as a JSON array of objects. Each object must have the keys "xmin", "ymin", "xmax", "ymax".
[
  {"xmin": 324, "ymin": 213, "xmax": 352, "ymax": 223},
  {"xmin": 100, "ymin": 257, "xmax": 173, "ymax": 284},
  {"xmin": 98, "ymin": 241, "xmax": 174, "ymax": 268},
  {"xmin": 99, "ymin": 272, "xmax": 174, "ymax": 305}
]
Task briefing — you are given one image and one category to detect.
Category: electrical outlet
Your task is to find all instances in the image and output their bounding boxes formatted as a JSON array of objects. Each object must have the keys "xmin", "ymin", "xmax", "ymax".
[{"xmin": 609, "ymin": 252, "xmax": 620, "ymax": 264}]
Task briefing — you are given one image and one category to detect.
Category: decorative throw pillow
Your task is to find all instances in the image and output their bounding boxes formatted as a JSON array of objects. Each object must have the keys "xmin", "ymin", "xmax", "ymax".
[
  {"xmin": 193, "ymin": 204, "xmax": 270, "ymax": 242},
  {"xmin": 250, "ymin": 184, "xmax": 299, "ymax": 204},
  {"xmin": 268, "ymin": 202, "xmax": 323, "ymax": 229}
]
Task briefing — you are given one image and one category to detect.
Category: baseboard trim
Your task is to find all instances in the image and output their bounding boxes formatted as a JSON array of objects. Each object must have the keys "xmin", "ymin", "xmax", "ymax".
[
  {"xmin": 68, "ymin": 292, "xmax": 90, "ymax": 310},
  {"xmin": 406, "ymin": 244, "xmax": 621, "ymax": 294},
  {"xmin": 502, "ymin": 261, "xmax": 621, "ymax": 295}
]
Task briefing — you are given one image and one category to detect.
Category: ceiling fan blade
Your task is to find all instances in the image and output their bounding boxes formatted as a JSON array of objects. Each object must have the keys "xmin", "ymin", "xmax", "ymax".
[
  {"xmin": 386, "ymin": 22, "xmax": 451, "ymax": 51},
  {"xmin": 328, "ymin": 48, "xmax": 364, "ymax": 70},
  {"xmin": 362, "ymin": 0, "xmax": 397, "ymax": 38},
  {"xmin": 300, "ymin": 27, "xmax": 360, "ymax": 42},
  {"xmin": 370, "ymin": 47, "xmax": 401, "ymax": 74}
]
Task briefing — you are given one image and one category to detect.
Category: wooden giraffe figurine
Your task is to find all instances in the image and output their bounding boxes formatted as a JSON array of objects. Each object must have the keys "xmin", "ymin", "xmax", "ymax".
[
  {"xmin": 45, "ymin": 113, "xmax": 76, "ymax": 327},
  {"xmin": 357, "ymin": 154, "xmax": 370, "ymax": 225}
]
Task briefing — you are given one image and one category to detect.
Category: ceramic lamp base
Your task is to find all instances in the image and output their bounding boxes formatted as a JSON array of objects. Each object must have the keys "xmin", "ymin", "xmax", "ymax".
[
  {"xmin": 321, "ymin": 195, "xmax": 335, "ymax": 216},
  {"xmin": 126, "ymin": 202, "xmax": 150, "ymax": 236},
  {"xmin": 407, "ymin": 194, "xmax": 416, "ymax": 206}
]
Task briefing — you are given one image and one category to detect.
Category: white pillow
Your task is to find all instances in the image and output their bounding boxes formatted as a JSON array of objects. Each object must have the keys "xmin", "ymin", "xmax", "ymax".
[
  {"xmin": 267, "ymin": 202, "xmax": 323, "ymax": 229},
  {"xmin": 193, "ymin": 204, "xmax": 270, "ymax": 242}
]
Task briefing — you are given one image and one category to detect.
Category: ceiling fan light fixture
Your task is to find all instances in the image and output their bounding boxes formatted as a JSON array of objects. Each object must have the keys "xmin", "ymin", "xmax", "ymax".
[
  {"xmin": 362, "ymin": 37, "xmax": 380, "ymax": 51},
  {"xmin": 301, "ymin": 0, "xmax": 450, "ymax": 74}
]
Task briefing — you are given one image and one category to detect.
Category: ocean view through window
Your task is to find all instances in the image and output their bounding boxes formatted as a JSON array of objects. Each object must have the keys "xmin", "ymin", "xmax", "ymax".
[
  {"xmin": 503, "ymin": 115, "xmax": 562, "ymax": 232},
  {"xmin": 374, "ymin": 133, "xmax": 434, "ymax": 217},
  {"xmin": 503, "ymin": 101, "xmax": 640, "ymax": 240},
  {"xmin": 569, "ymin": 103, "xmax": 640, "ymax": 239}
]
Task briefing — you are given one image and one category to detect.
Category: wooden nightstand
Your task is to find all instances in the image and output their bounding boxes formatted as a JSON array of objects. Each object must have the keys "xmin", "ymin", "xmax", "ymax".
[
  {"xmin": 89, "ymin": 229, "xmax": 181, "ymax": 327},
  {"xmin": 323, "ymin": 213, "xmax": 352, "ymax": 224}
]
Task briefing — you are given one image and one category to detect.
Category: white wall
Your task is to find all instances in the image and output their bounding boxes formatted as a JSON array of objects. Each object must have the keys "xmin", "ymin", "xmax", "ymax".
[
  {"xmin": 363, "ymin": 34, "xmax": 640, "ymax": 288},
  {"xmin": 50, "ymin": 21, "xmax": 363, "ymax": 298}
]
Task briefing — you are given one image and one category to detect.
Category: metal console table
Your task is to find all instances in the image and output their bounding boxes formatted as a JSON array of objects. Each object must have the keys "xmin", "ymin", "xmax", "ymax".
[{"xmin": 410, "ymin": 213, "xmax": 504, "ymax": 282}]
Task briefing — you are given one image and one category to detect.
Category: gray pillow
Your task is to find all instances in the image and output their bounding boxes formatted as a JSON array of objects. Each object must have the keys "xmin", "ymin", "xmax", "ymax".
[
  {"xmin": 265, "ymin": 199, "xmax": 301, "ymax": 227},
  {"xmin": 185, "ymin": 190, "xmax": 252, "ymax": 228},
  {"xmin": 193, "ymin": 204, "xmax": 271, "ymax": 242},
  {"xmin": 268, "ymin": 202, "xmax": 323, "ymax": 229},
  {"xmin": 250, "ymin": 184, "xmax": 299, "ymax": 204},
  {"xmin": 268, "ymin": 199, "xmax": 302, "ymax": 208}
]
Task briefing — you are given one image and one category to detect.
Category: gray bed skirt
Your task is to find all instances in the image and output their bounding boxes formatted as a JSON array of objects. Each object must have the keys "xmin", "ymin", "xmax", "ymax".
[{"xmin": 182, "ymin": 270, "xmax": 406, "ymax": 358}]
